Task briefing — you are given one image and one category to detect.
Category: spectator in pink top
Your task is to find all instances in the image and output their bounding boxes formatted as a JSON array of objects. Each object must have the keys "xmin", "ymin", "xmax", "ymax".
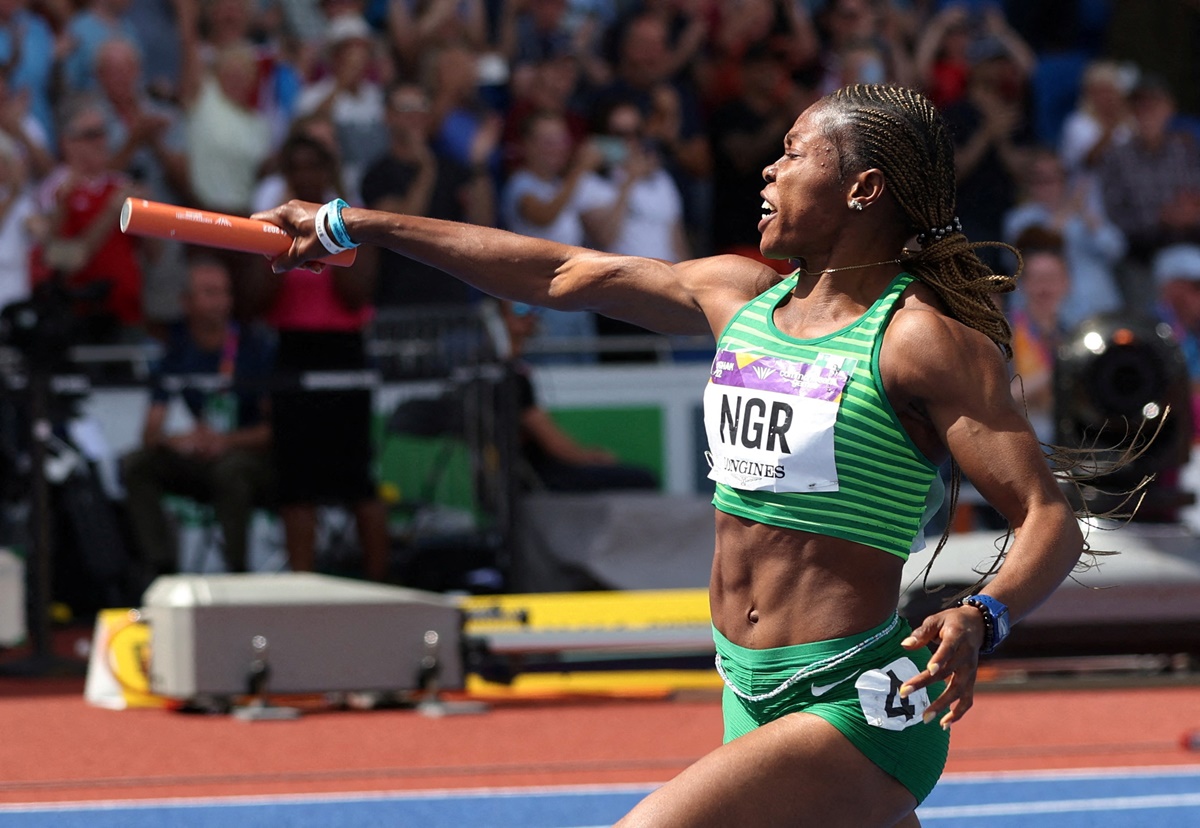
[{"xmin": 248, "ymin": 131, "xmax": 390, "ymax": 582}]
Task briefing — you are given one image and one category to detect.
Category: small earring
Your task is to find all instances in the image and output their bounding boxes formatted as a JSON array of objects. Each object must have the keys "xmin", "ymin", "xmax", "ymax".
[{"xmin": 849, "ymin": 200, "xmax": 863, "ymax": 211}]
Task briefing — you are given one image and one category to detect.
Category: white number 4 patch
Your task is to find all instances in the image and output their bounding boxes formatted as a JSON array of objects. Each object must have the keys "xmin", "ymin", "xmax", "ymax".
[{"xmin": 854, "ymin": 657, "xmax": 929, "ymax": 731}]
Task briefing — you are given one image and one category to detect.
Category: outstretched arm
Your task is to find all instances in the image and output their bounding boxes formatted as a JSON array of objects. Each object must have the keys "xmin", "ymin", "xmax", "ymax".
[
  {"xmin": 889, "ymin": 309, "xmax": 1084, "ymax": 727},
  {"xmin": 251, "ymin": 200, "xmax": 774, "ymax": 336}
]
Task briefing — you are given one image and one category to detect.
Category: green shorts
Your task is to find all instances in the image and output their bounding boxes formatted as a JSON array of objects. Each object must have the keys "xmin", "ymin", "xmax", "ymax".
[{"xmin": 714, "ymin": 615, "xmax": 949, "ymax": 804}]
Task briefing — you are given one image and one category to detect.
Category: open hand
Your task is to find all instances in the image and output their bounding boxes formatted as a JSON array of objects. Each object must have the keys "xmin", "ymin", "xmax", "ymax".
[{"xmin": 898, "ymin": 604, "xmax": 986, "ymax": 729}]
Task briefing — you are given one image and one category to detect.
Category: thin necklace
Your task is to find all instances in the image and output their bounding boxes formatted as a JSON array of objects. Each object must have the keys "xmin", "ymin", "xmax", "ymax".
[{"xmin": 794, "ymin": 257, "xmax": 902, "ymax": 277}]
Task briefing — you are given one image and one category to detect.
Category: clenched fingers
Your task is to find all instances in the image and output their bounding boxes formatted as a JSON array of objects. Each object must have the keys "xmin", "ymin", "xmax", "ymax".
[{"xmin": 250, "ymin": 200, "xmax": 325, "ymax": 273}]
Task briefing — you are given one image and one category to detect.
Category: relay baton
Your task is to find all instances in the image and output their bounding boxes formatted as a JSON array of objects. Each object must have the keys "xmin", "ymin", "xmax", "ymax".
[{"xmin": 119, "ymin": 198, "xmax": 358, "ymax": 267}]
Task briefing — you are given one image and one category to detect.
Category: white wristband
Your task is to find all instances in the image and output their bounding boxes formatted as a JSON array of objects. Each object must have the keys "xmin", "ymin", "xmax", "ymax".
[{"xmin": 314, "ymin": 201, "xmax": 352, "ymax": 255}]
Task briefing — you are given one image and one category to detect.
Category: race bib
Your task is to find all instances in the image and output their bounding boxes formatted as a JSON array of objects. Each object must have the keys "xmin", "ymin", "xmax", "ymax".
[
  {"xmin": 854, "ymin": 656, "xmax": 929, "ymax": 732},
  {"xmin": 703, "ymin": 349, "xmax": 856, "ymax": 493}
]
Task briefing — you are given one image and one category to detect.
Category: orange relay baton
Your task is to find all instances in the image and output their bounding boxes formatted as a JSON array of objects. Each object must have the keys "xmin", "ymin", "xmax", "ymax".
[{"xmin": 119, "ymin": 198, "xmax": 358, "ymax": 267}]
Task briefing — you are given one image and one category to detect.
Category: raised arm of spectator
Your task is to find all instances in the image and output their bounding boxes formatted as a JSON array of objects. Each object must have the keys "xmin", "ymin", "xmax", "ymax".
[
  {"xmin": 776, "ymin": 0, "xmax": 820, "ymax": 70},
  {"xmin": 660, "ymin": 0, "xmax": 712, "ymax": 81},
  {"xmin": 981, "ymin": 7, "xmax": 1037, "ymax": 79},
  {"xmin": 517, "ymin": 141, "xmax": 605, "ymax": 227},
  {"xmin": 913, "ymin": 5, "xmax": 967, "ymax": 89}
]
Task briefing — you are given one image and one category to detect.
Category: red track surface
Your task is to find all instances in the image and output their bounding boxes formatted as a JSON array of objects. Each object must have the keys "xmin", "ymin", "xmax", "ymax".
[{"xmin": 1, "ymin": 669, "xmax": 1199, "ymax": 806}]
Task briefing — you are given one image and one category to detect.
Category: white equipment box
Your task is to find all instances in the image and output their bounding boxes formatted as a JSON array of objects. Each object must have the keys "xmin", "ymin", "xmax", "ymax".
[{"xmin": 142, "ymin": 572, "xmax": 464, "ymax": 700}]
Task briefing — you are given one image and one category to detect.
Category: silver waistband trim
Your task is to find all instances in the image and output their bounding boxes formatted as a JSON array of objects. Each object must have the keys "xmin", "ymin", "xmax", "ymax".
[{"xmin": 715, "ymin": 614, "xmax": 901, "ymax": 703}]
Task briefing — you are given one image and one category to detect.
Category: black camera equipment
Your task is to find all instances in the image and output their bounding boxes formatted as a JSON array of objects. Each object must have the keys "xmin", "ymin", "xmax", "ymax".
[{"xmin": 1054, "ymin": 313, "xmax": 1194, "ymax": 523}]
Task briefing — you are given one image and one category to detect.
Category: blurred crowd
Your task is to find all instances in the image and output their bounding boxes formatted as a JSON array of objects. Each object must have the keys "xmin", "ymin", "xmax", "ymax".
[{"xmin": 0, "ymin": 0, "xmax": 1191, "ymax": 354}]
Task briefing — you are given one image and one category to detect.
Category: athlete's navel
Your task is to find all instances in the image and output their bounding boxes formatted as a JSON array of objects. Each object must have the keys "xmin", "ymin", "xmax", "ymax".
[{"xmin": 747, "ymin": 608, "xmax": 759, "ymax": 624}]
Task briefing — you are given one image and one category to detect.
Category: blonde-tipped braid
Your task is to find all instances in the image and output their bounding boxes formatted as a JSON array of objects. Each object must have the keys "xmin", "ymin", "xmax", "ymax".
[{"xmin": 823, "ymin": 84, "xmax": 1022, "ymax": 359}]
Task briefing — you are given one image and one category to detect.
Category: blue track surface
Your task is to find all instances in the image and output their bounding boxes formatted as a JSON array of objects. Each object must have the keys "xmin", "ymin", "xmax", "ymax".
[{"xmin": 1, "ymin": 767, "xmax": 1197, "ymax": 827}]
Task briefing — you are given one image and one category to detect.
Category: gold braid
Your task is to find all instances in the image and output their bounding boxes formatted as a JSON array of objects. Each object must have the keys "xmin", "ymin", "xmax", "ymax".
[{"xmin": 824, "ymin": 84, "xmax": 1022, "ymax": 359}]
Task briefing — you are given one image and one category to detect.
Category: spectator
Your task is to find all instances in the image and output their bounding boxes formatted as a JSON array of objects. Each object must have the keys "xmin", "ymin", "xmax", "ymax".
[
  {"xmin": 588, "ymin": 96, "xmax": 688, "ymax": 360},
  {"xmin": 178, "ymin": 0, "xmax": 298, "ymax": 137},
  {"xmin": 1152, "ymin": 244, "xmax": 1200, "ymax": 436},
  {"xmin": 501, "ymin": 52, "xmax": 589, "ymax": 175},
  {"xmin": 707, "ymin": 42, "xmax": 812, "ymax": 273},
  {"xmin": 915, "ymin": 4, "xmax": 1034, "ymax": 111},
  {"xmin": 387, "ymin": 0, "xmax": 489, "ymax": 78},
  {"xmin": 500, "ymin": 110, "xmax": 612, "ymax": 362},
  {"xmin": 701, "ymin": 0, "xmax": 816, "ymax": 111},
  {"xmin": 426, "ymin": 44, "xmax": 505, "ymax": 178},
  {"xmin": 591, "ymin": 98, "xmax": 687, "ymax": 263},
  {"xmin": 252, "ymin": 113, "xmax": 347, "ymax": 214},
  {"xmin": 61, "ymin": 0, "xmax": 141, "ymax": 95},
  {"xmin": 1058, "ymin": 59, "xmax": 1135, "ymax": 186},
  {"xmin": 815, "ymin": 0, "xmax": 912, "ymax": 95},
  {"xmin": 248, "ymin": 132, "xmax": 391, "ymax": 582},
  {"xmin": 0, "ymin": 0, "xmax": 60, "ymax": 143},
  {"xmin": 1008, "ymin": 228, "xmax": 1070, "ymax": 444},
  {"xmin": 127, "ymin": 0, "xmax": 184, "ymax": 102},
  {"xmin": 1097, "ymin": 73, "xmax": 1200, "ymax": 312},
  {"xmin": 501, "ymin": 0, "xmax": 574, "ymax": 68},
  {"xmin": 360, "ymin": 81, "xmax": 495, "ymax": 307},
  {"xmin": 942, "ymin": 34, "xmax": 1036, "ymax": 268},
  {"xmin": 500, "ymin": 299, "xmax": 658, "ymax": 492},
  {"xmin": 181, "ymin": 39, "xmax": 274, "ymax": 216},
  {"xmin": 1003, "ymin": 147, "xmax": 1125, "ymax": 330},
  {"xmin": 294, "ymin": 14, "xmax": 389, "ymax": 203},
  {"xmin": 34, "ymin": 96, "xmax": 143, "ymax": 343},
  {"xmin": 94, "ymin": 37, "xmax": 192, "ymax": 329},
  {"xmin": 0, "ymin": 73, "xmax": 53, "ymax": 182},
  {"xmin": 121, "ymin": 256, "xmax": 276, "ymax": 582},
  {"xmin": 596, "ymin": 11, "xmax": 711, "ymax": 251},
  {"xmin": 0, "ymin": 135, "xmax": 36, "ymax": 313},
  {"xmin": 609, "ymin": 0, "xmax": 712, "ymax": 89}
]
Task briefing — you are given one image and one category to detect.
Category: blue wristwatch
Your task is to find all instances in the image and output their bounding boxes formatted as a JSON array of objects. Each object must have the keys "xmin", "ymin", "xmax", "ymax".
[{"xmin": 958, "ymin": 594, "xmax": 1011, "ymax": 655}]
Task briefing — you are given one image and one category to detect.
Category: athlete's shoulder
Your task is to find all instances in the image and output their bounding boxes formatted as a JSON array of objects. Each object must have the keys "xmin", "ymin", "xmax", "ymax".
[
  {"xmin": 676, "ymin": 253, "xmax": 788, "ymax": 300},
  {"xmin": 885, "ymin": 293, "xmax": 1010, "ymax": 401}
]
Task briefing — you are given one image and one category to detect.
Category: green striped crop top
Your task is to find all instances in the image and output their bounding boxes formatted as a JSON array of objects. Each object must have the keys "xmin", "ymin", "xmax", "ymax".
[{"xmin": 702, "ymin": 271, "xmax": 941, "ymax": 560}]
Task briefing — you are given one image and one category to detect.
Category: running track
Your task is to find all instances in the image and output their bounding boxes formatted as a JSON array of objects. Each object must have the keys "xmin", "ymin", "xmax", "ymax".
[
  {"xmin": 2, "ymin": 666, "xmax": 1199, "ymax": 827},
  {"xmin": 1, "ymin": 767, "xmax": 1199, "ymax": 826}
]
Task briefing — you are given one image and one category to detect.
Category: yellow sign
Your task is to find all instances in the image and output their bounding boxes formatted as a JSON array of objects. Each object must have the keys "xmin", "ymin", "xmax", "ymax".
[{"xmin": 84, "ymin": 608, "xmax": 169, "ymax": 710}]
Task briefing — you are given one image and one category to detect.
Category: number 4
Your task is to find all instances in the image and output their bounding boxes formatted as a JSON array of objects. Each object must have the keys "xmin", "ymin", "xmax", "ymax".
[{"xmin": 884, "ymin": 669, "xmax": 916, "ymax": 721}]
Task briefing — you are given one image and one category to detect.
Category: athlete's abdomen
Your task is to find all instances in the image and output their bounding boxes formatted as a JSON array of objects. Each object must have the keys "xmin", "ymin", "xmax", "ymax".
[{"xmin": 709, "ymin": 509, "xmax": 907, "ymax": 650}]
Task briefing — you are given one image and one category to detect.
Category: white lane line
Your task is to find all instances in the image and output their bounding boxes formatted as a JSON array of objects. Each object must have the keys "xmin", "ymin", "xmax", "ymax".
[{"xmin": 920, "ymin": 792, "xmax": 1200, "ymax": 819}]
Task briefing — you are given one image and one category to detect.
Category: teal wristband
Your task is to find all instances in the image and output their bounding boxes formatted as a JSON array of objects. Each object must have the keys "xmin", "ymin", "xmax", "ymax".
[{"xmin": 326, "ymin": 198, "xmax": 357, "ymax": 249}]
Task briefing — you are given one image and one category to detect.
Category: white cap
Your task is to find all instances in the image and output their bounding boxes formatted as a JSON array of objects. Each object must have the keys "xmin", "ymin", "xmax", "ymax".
[
  {"xmin": 1153, "ymin": 244, "xmax": 1200, "ymax": 285},
  {"xmin": 326, "ymin": 14, "xmax": 373, "ymax": 48}
]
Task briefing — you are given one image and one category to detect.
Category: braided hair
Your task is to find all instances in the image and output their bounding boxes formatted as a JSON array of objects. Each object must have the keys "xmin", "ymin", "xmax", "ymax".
[
  {"xmin": 818, "ymin": 84, "xmax": 1022, "ymax": 359},
  {"xmin": 811, "ymin": 85, "xmax": 1148, "ymax": 590}
]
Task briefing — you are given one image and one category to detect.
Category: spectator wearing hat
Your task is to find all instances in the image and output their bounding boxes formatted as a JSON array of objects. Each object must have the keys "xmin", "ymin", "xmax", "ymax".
[
  {"xmin": 294, "ymin": 14, "xmax": 388, "ymax": 204},
  {"xmin": 1153, "ymin": 243, "xmax": 1200, "ymax": 434},
  {"xmin": 1097, "ymin": 74, "xmax": 1200, "ymax": 313}
]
